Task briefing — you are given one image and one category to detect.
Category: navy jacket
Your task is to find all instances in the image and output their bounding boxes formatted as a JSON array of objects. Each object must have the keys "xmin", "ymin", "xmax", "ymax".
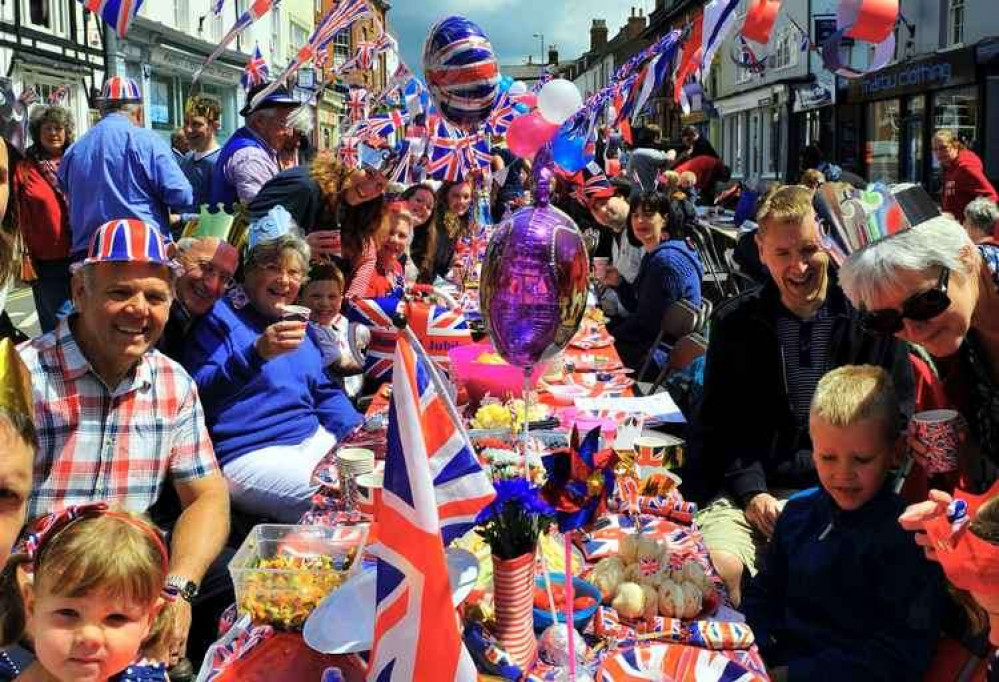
[{"xmin": 743, "ymin": 485, "xmax": 943, "ymax": 682}]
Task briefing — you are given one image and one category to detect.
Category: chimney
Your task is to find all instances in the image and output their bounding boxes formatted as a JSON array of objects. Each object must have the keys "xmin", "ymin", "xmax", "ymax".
[
  {"xmin": 626, "ymin": 8, "xmax": 647, "ymax": 39},
  {"xmin": 548, "ymin": 44, "xmax": 559, "ymax": 65},
  {"xmin": 590, "ymin": 19, "xmax": 608, "ymax": 51}
]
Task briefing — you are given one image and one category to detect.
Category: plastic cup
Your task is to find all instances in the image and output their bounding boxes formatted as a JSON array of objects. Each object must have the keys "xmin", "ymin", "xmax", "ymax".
[
  {"xmin": 593, "ymin": 257, "xmax": 609, "ymax": 280},
  {"xmin": 910, "ymin": 409, "xmax": 962, "ymax": 475}
]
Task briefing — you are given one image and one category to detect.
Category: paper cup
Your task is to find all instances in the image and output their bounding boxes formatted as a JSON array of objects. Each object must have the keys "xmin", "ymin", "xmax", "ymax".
[
  {"xmin": 280, "ymin": 304, "xmax": 312, "ymax": 322},
  {"xmin": 355, "ymin": 472, "xmax": 383, "ymax": 517},
  {"xmin": 634, "ymin": 435, "xmax": 684, "ymax": 469},
  {"xmin": 593, "ymin": 257, "xmax": 609, "ymax": 280},
  {"xmin": 911, "ymin": 409, "xmax": 962, "ymax": 475},
  {"xmin": 337, "ymin": 447, "xmax": 375, "ymax": 473}
]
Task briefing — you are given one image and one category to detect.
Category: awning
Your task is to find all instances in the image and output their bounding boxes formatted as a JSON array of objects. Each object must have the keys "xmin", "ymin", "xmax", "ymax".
[{"xmin": 13, "ymin": 53, "xmax": 95, "ymax": 75}]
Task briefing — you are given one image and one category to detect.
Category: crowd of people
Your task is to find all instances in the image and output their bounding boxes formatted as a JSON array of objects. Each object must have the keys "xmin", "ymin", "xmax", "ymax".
[{"xmin": 0, "ymin": 70, "xmax": 994, "ymax": 682}]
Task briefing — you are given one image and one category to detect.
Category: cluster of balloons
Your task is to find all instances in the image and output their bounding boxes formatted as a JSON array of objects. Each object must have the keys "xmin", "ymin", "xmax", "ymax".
[{"xmin": 506, "ymin": 78, "xmax": 585, "ymax": 166}]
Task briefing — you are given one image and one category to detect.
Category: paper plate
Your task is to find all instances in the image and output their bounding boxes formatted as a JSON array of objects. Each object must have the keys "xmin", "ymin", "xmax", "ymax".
[
  {"xmin": 303, "ymin": 547, "xmax": 479, "ymax": 655},
  {"xmin": 596, "ymin": 643, "xmax": 762, "ymax": 681}
]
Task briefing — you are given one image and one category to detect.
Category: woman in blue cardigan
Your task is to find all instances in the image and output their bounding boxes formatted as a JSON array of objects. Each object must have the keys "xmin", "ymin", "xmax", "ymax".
[
  {"xmin": 602, "ymin": 191, "xmax": 703, "ymax": 378},
  {"xmin": 183, "ymin": 221, "xmax": 361, "ymax": 522}
]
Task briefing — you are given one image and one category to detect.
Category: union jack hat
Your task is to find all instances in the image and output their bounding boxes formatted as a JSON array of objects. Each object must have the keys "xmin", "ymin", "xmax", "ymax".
[
  {"xmin": 574, "ymin": 161, "xmax": 615, "ymax": 206},
  {"xmin": 81, "ymin": 219, "xmax": 175, "ymax": 271},
  {"xmin": 100, "ymin": 77, "xmax": 142, "ymax": 103}
]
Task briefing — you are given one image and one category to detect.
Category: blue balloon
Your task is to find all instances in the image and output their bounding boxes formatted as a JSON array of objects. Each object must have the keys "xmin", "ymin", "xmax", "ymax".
[
  {"xmin": 513, "ymin": 102, "xmax": 529, "ymax": 114},
  {"xmin": 552, "ymin": 130, "xmax": 590, "ymax": 173},
  {"xmin": 499, "ymin": 75, "xmax": 514, "ymax": 92}
]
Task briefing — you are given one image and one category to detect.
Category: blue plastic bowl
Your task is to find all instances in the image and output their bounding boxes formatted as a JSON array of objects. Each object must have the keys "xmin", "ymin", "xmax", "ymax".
[{"xmin": 532, "ymin": 573, "xmax": 601, "ymax": 632}]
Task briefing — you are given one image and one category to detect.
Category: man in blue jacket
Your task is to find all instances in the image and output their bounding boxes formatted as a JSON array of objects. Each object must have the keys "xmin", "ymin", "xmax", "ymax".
[{"xmin": 58, "ymin": 77, "xmax": 192, "ymax": 260}]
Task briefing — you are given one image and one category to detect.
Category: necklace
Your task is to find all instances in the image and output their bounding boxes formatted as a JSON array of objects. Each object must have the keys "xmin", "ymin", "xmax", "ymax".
[{"xmin": 0, "ymin": 649, "xmax": 21, "ymax": 676}]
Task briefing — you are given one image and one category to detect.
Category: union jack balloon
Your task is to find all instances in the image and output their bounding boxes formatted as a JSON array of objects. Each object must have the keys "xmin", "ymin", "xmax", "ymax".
[{"xmin": 422, "ymin": 15, "xmax": 500, "ymax": 132}]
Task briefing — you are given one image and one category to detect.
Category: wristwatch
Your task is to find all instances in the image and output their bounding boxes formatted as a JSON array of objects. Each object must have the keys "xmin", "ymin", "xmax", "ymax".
[{"xmin": 165, "ymin": 575, "xmax": 199, "ymax": 603}]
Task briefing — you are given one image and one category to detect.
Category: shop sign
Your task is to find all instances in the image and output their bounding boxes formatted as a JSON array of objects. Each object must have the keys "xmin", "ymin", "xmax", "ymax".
[
  {"xmin": 846, "ymin": 47, "xmax": 976, "ymax": 101},
  {"xmin": 150, "ymin": 46, "xmax": 240, "ymax": 86},
  {"xmin": 794, "ymin": 69, "xmax": 836, "ymax": 112}
]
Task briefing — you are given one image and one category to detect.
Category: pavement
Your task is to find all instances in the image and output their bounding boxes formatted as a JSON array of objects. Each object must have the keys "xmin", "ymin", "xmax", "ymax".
[{"xmin": 8, "ymin": 284, "xmax": 41, "ymax": 338}]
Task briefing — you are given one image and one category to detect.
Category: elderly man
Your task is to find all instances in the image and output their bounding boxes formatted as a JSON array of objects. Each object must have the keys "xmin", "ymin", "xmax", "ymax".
[
  {"xmin": 159, "ymin": 236, "xmax": 238, "ymax": 362},
  {"xmin": 18, "ymin": 218, "xmax": 229, "ymax": 667},
  {"xmin": 962, "ymin": 196, "xmax": 999, "ymax": 244},
  {"xmin": 58, "ymin": 77, "xmax": 193, "ymax": 261},
  {"xmin": 209, "ymin": 83, "xmax": 299, "ymax": 210},
  {"xmin": 689, "ymin": 185, "xmax": 913, "ymax": 605}
]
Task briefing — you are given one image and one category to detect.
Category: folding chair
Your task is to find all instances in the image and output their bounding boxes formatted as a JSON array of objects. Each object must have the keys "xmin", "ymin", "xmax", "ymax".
[
  {"xmin": 637, "ymin": 331, "xmax": 709, "ymax": 397},
  {"xmin": 634, "ymin": 300, "xmax": 702, "ymax": 395}
]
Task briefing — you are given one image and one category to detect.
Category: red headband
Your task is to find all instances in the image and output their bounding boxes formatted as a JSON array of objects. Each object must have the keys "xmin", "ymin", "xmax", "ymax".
[
  {"xmin": 24, "ymin": 503, "xmax": 170, "ymax": 579},
  {"xmin": 924, "ymin": 481, "xmax": 999, "ymax": 595}
]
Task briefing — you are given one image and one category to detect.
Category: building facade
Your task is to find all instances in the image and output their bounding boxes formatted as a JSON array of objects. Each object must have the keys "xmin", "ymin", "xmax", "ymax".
[{"xmin": 0, "ymin": 0, "xmax": 106, "ymax": 140}]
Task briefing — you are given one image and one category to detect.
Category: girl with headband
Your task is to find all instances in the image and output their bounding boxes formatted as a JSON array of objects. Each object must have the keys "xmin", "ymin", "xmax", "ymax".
[{"xmin": 0, "ymin": 503, "xmax": 171, "ymax": 681}]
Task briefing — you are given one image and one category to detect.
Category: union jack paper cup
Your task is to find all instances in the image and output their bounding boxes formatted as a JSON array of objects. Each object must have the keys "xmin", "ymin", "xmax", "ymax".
[
  {"xmin": 910, "ymin": 409, "xmax": 963, "ymax": 475},
  {"xmin": 355, "ymin": 472, "xmax": 383, "ymax": 518}
]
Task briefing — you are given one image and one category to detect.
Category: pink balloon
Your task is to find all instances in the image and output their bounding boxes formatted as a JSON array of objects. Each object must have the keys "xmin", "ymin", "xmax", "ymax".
[
  {"xmin": 506, "ymin": 113, "xmax": 559, "ymax": 159},
  {"xmin": 513, "ymin": 92, "xmax": 538, "ymax": 109}
]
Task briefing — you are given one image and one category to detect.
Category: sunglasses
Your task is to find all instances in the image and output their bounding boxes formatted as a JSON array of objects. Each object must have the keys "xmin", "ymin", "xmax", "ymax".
[{"xmin": 859, "ymin": 267, "xmax": 951, "ymax": 335}]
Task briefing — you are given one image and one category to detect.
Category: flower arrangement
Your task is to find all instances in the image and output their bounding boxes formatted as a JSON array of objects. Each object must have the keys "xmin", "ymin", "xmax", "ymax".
[{"xmin": 475, "ymin": 478, "xmax": 554, "ymax": 560}]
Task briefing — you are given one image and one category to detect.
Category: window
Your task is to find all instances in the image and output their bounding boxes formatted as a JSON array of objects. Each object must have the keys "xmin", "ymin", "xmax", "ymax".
[
  {"xmin": 271, "ymin": 7, "xmax": 282, "ymax": 58},
  {"xmin": 22, "ymin": 0, "xmax": 67, "ymax": 36},
  {"xmin": 333, "ymin": 29, "xmax": 351, "ymax": 69},
  {"xmin": 289, "ymin": 22, "xmax": 309, "ymax": 62},
  {"xmin": 948, "ymin": 0, "xmax": 965, "ymax": 46},
  {"xmin": 867, "ymin": 98, "xmax": 900, "ymax": 183},
  {"xmin": 771, "ymin": 29, "xmax": 799, "ymax": 71},
  {"xmin": 149, "ymin": 76, "xmax": 176, "ymax": 131}
]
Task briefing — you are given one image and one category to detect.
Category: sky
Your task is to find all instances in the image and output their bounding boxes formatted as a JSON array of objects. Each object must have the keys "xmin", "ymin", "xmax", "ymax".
[{"xmin": 390, "ymin": 0, "xmax": 656, "ymax": 76}]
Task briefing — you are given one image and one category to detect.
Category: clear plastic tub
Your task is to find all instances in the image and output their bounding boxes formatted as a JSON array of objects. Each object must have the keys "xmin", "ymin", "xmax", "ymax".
[{"xmin": 228, "ymin": 524, "xmax": 368, "ymax": 629}]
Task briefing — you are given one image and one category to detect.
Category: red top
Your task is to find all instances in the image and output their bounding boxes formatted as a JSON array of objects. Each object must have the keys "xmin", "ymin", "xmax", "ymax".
[
  {"xmin": 941, "ymin": 148, "xmax": 998, "ymax": 222},
  {"xmin": 674, "ymin": 155, "xmax": 724, "ymax": 192},
  {"xmin": 14, "ymin": 158, "xmax": 71, "ymax": 261},
  {"xmin": 363, "ymin": 257, "xmax": 403, "ymax": 299}
]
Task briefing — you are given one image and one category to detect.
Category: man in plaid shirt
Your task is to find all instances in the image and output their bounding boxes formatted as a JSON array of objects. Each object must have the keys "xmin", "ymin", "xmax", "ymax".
[{"xmin": 18, "ymin": 218, "xmax": 230, "ymax": 669}]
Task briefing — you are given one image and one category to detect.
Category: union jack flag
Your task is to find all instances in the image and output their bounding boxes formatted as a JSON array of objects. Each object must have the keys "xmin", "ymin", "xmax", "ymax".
[
  {"xmin": 241, "ymin": 44, "xmax": 269, "ymax": 90},
  {"xmin": 194, "ymin": 0, "xmax": 278, "ymax": 83},
  {"xmin": 367, "ymin": 330, "xmax": 493, "ymax": 681},
  {"xmin": 338, "ymin": 135, "xmax": 360, "ymax": 167},
  {"xmin": 248, "ymin": 0, "xmax": 369, "ymax": 111},
  {"xmin": 388, "ymin": 142, "xmax": 412, "ymax": 185},
  {"xmin": 360, "ymin": 109, "xmax": 409, "ymax": 140},
  {"xmin": 343, "ymin": 32, "xmax": 393, "ymax": 73},
  {"xmin": 485, "ymin": 90, "xmax": 518, "ymax": 137},
  {"xmin": 79, "ymin": 0, "xmax": 144, "ymax": 38},
  {"xmin": 347, "ymin": 87, "xmax": 368, "ymax": 123},
  {"xmin": 425, "ymin": 119, "xmax": 490, "ymax": 182},
  {"xmin": 578, "ymin": 513, "xmax": 675, "ymax": 561},
  {"xmin": 346, "ymin": 296, "xmax": 472, "ymax": 383}
]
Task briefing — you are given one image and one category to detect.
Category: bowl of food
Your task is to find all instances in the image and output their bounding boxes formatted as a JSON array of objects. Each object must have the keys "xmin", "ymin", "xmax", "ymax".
[{"xmin": 533, "ymin": 573, "xmax": 601, "ymax": 632}]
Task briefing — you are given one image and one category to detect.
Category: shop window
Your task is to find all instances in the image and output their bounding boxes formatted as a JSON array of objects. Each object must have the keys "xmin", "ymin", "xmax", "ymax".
[
  {"xmin": 948, "ymin": 0, "xmax": 965, "ymax": 46},
  {"xmin": 149, "ymin": 77, "xmax": 176, "ymax": 132},
  {"xmin": 933, "ymin": 86, "xmax": 978, "ymax": 145},
  {"xmin": 333, "ymin": 30, "xmax": 350, "ymax": 69},
  {"xmin": 867, "ymin": 98, "xmax": 900, "ymax": 183}
]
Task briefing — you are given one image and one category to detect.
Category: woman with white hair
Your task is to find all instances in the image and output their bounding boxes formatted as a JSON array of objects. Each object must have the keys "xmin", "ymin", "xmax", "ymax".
[
  {"xmin": 839, "ymin": 214, "xmax": 999, "ymax": 491},
  {"xmin": 963, "ymin": 196, "xmax": 999, "ymax": 244}
]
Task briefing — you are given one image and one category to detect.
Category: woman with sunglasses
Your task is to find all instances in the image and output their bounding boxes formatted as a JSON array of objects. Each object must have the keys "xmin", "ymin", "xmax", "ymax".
[{"xmin": 840, "ymin": 214, "xmax": 999, "ymax": 492}]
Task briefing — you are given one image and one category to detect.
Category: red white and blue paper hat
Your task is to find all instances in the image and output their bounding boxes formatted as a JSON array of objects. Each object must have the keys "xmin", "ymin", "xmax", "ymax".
[
  {"xmin": 100, "ymin": 77, "xmax": 142, "ymax": 103},
  {"xmin": 82, "ymin": 219, "xmax": 173, "ymax": 269}
]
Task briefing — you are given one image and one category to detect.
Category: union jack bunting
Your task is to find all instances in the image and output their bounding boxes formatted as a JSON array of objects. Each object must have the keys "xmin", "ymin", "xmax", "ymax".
[
  {"xmin": 210, "ymin": 0, "xmax": 225, "ymax": 15},
  {"xmin": 701, "ymin": 0, "xmax": 741, "ymax": 80},
  {"xmin": 79, "ymin": 0, "xmax": 144, "ymax": 38},
  {"xmin": 360, "ymin": 109, "xmax": 409, "ymax": 139},
  {"xmin": 342, "ymin": 32, "xmax": 393, "ymax": 73},
  {"xmin": 485, "ymin": 90, "xmax": 518, "ymax": 137},
  {"xmin": 248, "ymin": 0, "xmax": 368, "ymax": 110},
  {"xmin": 388, "ymin": 142, "xmax": 412, "ymax": 184},
  {"xmin": 347, "ymin": 87, "xmax": 368, "ymax": 123},
  {"xmin": 367, "ymin": 330, "xmax": 493, "ymax": 681},
  {"xmin": 596, "ymin": 643, "xmax": 763, "ymax": 682},
  {"xmin": 193, "ymin": 0, "xmax": 278, "ymax": 83},
  {"xmin": 241, "ymin": 44, "xmax": 269, "ymax": 90}
]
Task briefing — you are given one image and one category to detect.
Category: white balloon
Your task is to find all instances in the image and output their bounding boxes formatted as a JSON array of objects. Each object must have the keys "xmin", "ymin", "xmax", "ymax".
[
  {"xmin": 509, "ymin": 80, "xmax": 528, "ymax": 96},
  {"xmin": 537, "ymin": 79, "xmax": 583, "ymax": 125}
]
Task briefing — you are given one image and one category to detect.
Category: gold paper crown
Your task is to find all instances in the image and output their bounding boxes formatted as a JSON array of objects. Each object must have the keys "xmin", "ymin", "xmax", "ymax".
[
  {"xmin": 0, "ymin": 338, "xmax": 33, "ymax": 426},
  {"xmin": 184, "ymin": 94, "xmax": 221, "ymax": 122}
]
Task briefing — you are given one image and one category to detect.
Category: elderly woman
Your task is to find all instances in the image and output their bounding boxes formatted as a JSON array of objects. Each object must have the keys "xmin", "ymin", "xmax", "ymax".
[
  {"xmin": 14, "ymin": 105, "xmax": 74, "ymax": 332},
  {"xmin": 933, "ymin": 130, "xmax": 998, "ymax": 223},
  {"xmin": 839, "ymin": 214, "xmax": 999, "ymax": 492},
  {"xmin": 963, "ymin": 197, "xmax": 999, "ymax": 244},
  {"xmin": 183, "ymin": 227, "xmax": 361, "ymax": 522}
]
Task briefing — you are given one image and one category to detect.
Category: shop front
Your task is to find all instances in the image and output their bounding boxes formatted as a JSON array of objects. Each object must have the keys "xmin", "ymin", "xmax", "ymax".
[
  {"xmin": 715, "ymin": 85, "xmax": 789, "ymax": 182},
  {"xmin": 838, "ymin": 44, "xmax": 980, "ymax": 190}
]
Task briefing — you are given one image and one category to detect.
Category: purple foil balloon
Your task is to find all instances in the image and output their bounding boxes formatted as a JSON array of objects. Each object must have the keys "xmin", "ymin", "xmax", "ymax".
[{"xmin": 480, "ymin": 203, "xmax": 590, "ymax": 369}]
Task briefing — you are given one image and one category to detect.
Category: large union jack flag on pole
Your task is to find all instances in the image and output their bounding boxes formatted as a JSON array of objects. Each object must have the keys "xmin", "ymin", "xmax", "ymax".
[
  {"xmin": 367, "ymin": 328, "xmax": 492, "ymax": 681},
  {"xmin": 249, "ymin": 0, "xmax": 369, "ymax": 112},
  {"xmin": 193, "ymin": 0, "xmax": 278, "ymax": 83},
  {"xmin": 79, "ymin": 0, "xmax": 144, "ymax": 38}
]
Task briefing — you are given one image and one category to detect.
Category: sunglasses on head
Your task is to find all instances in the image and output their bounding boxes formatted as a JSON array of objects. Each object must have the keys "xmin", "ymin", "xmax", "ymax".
[{"xmin": 859, "ymin": 267, "xmax": 951, "ymax": 335}]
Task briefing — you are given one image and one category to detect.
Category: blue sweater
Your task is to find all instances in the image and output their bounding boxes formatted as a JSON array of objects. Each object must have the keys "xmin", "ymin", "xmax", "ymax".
[
  {"xmin": 743, "ymin": 485, "xmax": 943, "ymax": 682},
  {"xmin": 609, "ymin": 239, "xmax": 702, "ymax": 373},
  {"xmin": 182, "ymin": 295, "xmax": 361, "ymax": 465}
]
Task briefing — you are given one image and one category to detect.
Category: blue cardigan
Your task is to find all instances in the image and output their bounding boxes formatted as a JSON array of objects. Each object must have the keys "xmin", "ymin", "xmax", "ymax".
[
  {"xmin": 609, "ymin": 239, "xmax": 702, "ymax": 372},
  {"xmin": 742, "ymin": 485, "xmax": 943, "ymax": 682},
  {"xmin": 183, "ymin": 295, "xmax": 361, "ymax": 466}
]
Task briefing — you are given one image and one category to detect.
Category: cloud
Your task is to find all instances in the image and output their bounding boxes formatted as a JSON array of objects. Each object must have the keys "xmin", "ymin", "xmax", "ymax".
[{"xmin": 390, "ymin": 1, "xmax": 650, "ymax": 78}]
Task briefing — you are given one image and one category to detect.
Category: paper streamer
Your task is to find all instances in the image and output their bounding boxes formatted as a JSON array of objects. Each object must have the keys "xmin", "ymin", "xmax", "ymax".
[
  {"xmin": 821, "ymin": 29, "xmax": 895, "ymax": 79},
  {"xmin": 742, "ymin": 0, "xmax": 781, "ymax": 45},
  {"xmin": 837, "ymin": 0, "xmax": 900, "ymax": 44}
]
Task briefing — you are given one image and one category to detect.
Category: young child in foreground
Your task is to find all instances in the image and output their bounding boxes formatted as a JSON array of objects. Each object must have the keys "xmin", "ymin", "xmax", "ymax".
[
  {"xmin": 300, "ymin": 263, "xmax": 366, "ymax": 399},
  {"xmin": 742, "ymin": 364, "xmax": 943, "ymax": 682},
  {"xmin": 0, "ymin": 505, "xmax": 170, "ymax": 681}
]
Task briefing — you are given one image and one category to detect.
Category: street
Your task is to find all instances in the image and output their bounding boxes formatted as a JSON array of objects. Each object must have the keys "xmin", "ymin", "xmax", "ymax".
[{"xmin": 8, "ymin": 284, "xmax": 40, "ymax": 339}]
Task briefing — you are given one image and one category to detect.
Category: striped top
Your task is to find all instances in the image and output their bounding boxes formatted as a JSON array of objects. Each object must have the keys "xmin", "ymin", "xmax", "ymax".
[{"xmin": 776, "ymin": 304, "xmax": 835, "ymax": 425}]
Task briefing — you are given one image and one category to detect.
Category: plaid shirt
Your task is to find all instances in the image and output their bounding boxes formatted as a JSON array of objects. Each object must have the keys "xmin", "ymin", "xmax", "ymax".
[{"xmin": 18, "ymin": 318, "xmax": 219, "ymax": 520}]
